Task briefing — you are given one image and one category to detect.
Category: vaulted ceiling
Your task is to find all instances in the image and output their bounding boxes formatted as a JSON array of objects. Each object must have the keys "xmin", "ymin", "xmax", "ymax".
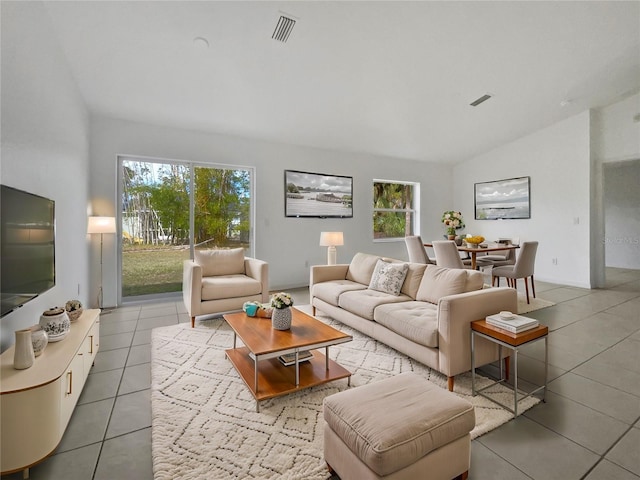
[{"xmin": 42, "ymin": 1, "xmax": 640, "ymax": 164}]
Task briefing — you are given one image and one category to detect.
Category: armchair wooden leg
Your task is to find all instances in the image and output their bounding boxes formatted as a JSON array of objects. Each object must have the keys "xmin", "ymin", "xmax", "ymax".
[
  {"xmin": 191, "ymin": 316, "xmax": 195, "ymax": 328},
  {"xmin": 312, "ymin": 306, "xmax": 316, "ymax": 316},
  {"xmin": 492, "ymin": 276, "xmax": 498, "ymax": 287},
  {"xmin": 454, "ymin": 471, "xmax": 469, "ymax": 480},
  {"xmin": 447, "ymin": 376, "xmax": 454, "ymax": 392}
]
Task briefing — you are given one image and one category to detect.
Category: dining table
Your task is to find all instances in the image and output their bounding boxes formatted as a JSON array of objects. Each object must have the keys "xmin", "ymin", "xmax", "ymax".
[{"xmin": 424, "ymin": 241, "xmax": 520, "ymax": 270}]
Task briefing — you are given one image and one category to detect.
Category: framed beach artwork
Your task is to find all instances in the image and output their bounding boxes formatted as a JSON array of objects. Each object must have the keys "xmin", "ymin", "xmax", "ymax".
[
  {"xmin": 474, "ymin": 176, "xmax": 531, "ymax": 220},
  {"xmin": 284, "ymin": 170, "xmax": 353, "ymax": 218}
]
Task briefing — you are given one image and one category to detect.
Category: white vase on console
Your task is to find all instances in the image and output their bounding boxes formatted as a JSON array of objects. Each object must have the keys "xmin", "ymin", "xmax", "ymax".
[{"xmin": 13, "ymin": 329, "xmax": 35, "ymax": 369}]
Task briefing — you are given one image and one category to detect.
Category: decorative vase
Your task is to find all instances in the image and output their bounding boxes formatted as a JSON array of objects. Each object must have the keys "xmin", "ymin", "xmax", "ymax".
[
  {"xmin": 14, "ymin": 329, "xmax": 35, "ymax": 370},
  {"xmin": 272, "ymin": 307, "xmax": 292, "ymax": 330},
  {"xmin": 30, "ymin": 325, "xmax": 48, "ymax": 357},
  {"xmin": 39, "ymin": 307, "xmax": 71, "ymax": 342}
]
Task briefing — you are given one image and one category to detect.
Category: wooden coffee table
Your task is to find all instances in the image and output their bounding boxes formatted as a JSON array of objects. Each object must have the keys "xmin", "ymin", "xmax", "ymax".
[{"xmin": 224, "ymin": 308, "xmax": 352, "ymax": 411}]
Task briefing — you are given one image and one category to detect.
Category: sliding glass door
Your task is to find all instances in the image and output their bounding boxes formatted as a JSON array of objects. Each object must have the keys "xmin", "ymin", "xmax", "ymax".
[{"xmin": 119, "ymin": 157, "xmax": 253, "ymax": 301}]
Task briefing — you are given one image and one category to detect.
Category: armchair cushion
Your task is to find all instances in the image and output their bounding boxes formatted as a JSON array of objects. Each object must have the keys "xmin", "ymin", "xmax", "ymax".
[
  {"xmin": 194, "ymin": 248, "xmax": 245, "ymax": 277},
  {"xmin": 201, "ymin": 274, "xmax": 263, "ymax": 301}
]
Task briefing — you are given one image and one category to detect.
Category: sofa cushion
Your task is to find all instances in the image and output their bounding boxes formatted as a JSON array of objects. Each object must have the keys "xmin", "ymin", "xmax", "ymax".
[
  {"xmin": 201, "ymin": 274, "xmax": 262, "ymax": 301},
  {"xmin": 374, "ymin": 301, "xmax": 439, "ymax": 348},
  {"xmin": 382, "ymin": 259, "xmax": 427, "ymax": 299},
  {"xmin": 368, "ymin": 260, "xmax": 409, "ymax": 296},
  {"xmin": 465, "ymin": 269, "xmax": 485, "ymax": 292},
  {"xmin": 339, "ymin": 289, "xmax": 411, "ymax": 321},
  {"xmin": 416, "ymin": 265, "xmax": 468, "ymax": 304},
  {"xmin": 400, "ymin": 263, "xmax": 428, "ymax": 299},
  {"xmin": 194, "ymin": 248, "xmax": 245, "ymax": 277},
  {"xmin": 345, "ymin": 253, "xmax": 382, "ymax": 286},
  {"xmin": 311, "ymin": 280, "xmax": 367, "ymax": 307}
]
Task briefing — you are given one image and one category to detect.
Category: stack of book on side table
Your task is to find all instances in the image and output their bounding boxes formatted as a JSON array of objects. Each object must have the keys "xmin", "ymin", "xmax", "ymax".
[{"xmin": 486, "ymin": 312, "xmax": 539, "ymax": 334}]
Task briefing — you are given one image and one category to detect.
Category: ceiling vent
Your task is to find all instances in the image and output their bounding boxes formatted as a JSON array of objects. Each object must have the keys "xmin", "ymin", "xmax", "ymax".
[
  {"xmin": 470, "ymin": 94, "xmax": 492, "ymax": 107},
  {"xmin": 272, "ymin": 14, "xmax": 296, "ymax": 43}
]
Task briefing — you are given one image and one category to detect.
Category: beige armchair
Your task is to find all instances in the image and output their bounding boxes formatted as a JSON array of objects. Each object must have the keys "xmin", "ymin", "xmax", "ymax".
[{"xmin": 183, "ymin": 248, "xmax": 269, "ymax": 327}]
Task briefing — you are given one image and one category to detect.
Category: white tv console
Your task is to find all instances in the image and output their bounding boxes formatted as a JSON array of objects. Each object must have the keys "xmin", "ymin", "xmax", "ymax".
[{"xmin": 1, "ymin": 309, "xmax": 100, "ymax": 478}]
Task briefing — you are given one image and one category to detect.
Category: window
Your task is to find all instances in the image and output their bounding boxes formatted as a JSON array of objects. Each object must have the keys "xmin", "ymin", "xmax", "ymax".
[{"xmin": 373, "ymin": 180, "xmax": 419, "ymax": 240}]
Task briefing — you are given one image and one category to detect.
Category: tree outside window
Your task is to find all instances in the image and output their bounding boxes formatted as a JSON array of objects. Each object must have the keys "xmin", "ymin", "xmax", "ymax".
[{"xmin": 373, "ymin": 180, "xmax": 419, "ymax": 240}]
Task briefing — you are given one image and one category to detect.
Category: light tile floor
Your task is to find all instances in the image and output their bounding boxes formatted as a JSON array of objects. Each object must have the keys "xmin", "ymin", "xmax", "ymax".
[{"xmin": 3, "ymin": 268, "xmax": 639, "ymax": 480}]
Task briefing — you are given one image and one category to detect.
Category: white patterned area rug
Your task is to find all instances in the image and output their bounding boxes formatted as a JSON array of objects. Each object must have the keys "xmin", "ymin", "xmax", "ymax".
[{"xmin": 151, "ymin": 315, "xmax": 539, "ymax": 480}]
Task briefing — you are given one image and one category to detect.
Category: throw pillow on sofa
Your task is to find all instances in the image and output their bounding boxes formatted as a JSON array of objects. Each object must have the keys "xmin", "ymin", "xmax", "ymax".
[{"xmin": 368, "ymin": 260, "xmax": 409, "ymax": 296}]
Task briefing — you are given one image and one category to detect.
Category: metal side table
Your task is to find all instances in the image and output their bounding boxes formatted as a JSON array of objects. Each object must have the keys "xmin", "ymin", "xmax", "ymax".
[{"xmin": 471, "ymin": 319, "xmax": 549, "ymax": 417}]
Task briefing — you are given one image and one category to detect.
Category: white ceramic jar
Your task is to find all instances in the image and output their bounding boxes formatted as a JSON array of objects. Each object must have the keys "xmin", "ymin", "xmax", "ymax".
[
  {"xmin": 29, "ymin": 325, "xmax": 49, "ymax": 356},
  {"xmin": 39, "ymin": 307, "xmax": 70, "ymax": 342}
]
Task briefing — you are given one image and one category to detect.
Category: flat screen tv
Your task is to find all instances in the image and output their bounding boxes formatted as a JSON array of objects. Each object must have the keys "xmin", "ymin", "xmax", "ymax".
[
  {"xmin": 474, "ymin": 176, "xmax": 531, "ymax": 220},
  {"xmin": 285, "ymin": 170, "xmax": 353, "ymax": 218},
  {"xmin": 1, "ymin": 185, "xmax": 56, "ymax": 317}
]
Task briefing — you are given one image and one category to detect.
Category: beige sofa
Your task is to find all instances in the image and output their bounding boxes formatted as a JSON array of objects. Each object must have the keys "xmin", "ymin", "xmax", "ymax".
[
  {"xmin": 183, "ymin": 248, "xmax": 269, "ymax": 328},
  {"xmin": 310, "ymin": 252, "xmax": 516, "ymax": 390}
]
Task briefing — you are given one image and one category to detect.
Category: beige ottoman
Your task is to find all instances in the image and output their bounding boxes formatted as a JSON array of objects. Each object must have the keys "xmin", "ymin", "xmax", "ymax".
[{"xmin": 323, "ymin": 372, "xmax": 475, "ymax": 480}]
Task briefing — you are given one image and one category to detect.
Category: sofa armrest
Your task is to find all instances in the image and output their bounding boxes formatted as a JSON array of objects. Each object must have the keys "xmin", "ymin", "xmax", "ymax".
[
  {"xmin": 183, "ymin": 260, "xmax": 203, "ymax": 317},
  {"xmin": 436, "ymin": 287, "xmax": 517, "ymax": 377},
  {"xmin": 309, "ymin": 264, "xmax": 349, "ymax": 286}
]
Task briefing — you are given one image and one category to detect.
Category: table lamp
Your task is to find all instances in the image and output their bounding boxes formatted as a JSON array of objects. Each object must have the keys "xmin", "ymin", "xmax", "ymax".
[
  {"xmin": 320, "ymin": 232, "xmax": 344, "ymax": 265},
  {"xmin": 87, "ymin": 216, "xmax": 117, "ymax": 309}
]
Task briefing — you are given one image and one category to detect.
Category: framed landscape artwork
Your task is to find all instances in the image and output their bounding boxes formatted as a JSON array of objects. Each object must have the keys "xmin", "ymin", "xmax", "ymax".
[
  {"xmin": 474, "ymin": 176, "xmax": 531, "ymax": 220},
  {"xmin": 284, "ymin": 170, "xmax": 353, "ymax": 218}
]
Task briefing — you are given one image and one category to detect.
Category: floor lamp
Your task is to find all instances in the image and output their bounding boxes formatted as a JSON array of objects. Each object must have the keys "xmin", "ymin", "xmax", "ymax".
[
  {"xmin": 320, "ymin": 232, "xmax": 344, "ymax": 265},
  {"xmin": 88, "ymin": 216, "xmax": 116, "ymax": 310}
]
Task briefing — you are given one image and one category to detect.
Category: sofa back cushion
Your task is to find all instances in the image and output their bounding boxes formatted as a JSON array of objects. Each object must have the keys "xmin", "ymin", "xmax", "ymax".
[
  {"xmin": 194, "ymin": 248, "xmax": 245, "ymax": 277},
  {"xmin": 368, "ymin": 260, "xmax": 409, "ymax": 296},
  {"xmin": 400, "ymin": 263, "xmax": 428, "ymax": 299},
  {"xmin": 465, "ymin": 269, "xmax": 485, "ymax": 292},
  {"xmin": 416, "ymin": 265, "xmax": 483, "ymax": 304},
  {"xmin": 346, "ymin": 253, "xmax": 382, "ymax": 285}
]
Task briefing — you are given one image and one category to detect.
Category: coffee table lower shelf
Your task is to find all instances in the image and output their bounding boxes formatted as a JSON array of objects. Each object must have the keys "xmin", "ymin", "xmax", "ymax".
[{"xmin": 225, "ymin": 347, "xmax": 351, "ymax": 411}]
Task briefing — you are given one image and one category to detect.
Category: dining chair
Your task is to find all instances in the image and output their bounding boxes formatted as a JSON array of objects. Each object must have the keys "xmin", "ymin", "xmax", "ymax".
[
  {"xmin": 491, "ymin": 241, "xmax": 538, "ymax": 303},
  {"xmin": 405, "ymin": 235, "xmax": 435, "ymax": 264},
  {"xmin": 432, "ymin": 240, "xmax": 471, "ymax": 269}
]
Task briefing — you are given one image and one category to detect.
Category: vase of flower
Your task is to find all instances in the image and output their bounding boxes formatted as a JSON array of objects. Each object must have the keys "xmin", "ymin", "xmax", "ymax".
[
  {"xmin": 13, "ymin": 329, "xmax": 35, "ymax": 370},
  {"xmin": 270, "ymin": 292, "xmax": 294, "ymax": 330},
  {"xmin": 442, "ymin": 211, "xmax": 465, "ymax": 240}
]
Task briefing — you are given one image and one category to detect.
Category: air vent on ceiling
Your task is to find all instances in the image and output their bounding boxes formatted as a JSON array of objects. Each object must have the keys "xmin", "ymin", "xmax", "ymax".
[
  {"xmin": 272, "ymin": 15, "xmax": 296, "ymax": 43},
  {"xmin": 470, "ymin": 94, "xmax": 492, "ymax": 107}
]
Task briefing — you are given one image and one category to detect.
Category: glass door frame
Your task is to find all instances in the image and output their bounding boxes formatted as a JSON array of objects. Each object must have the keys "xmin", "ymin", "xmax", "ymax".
[{"xmin": 116, "ymin": 154, "xmax": 255, "ymax": 306}]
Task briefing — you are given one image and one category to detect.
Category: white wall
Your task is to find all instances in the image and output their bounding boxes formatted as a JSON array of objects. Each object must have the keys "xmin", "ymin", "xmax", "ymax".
[
  {"xmin": 0, "ymin": 2, "xmax": 90, "ymax": 351},
  {"xmin": 90, "ymin": 116, "xmax": 453, "ymax": 306},
  {"xmin": 453, "ymin": 112, "xmax": 592, "ymax": 288}
]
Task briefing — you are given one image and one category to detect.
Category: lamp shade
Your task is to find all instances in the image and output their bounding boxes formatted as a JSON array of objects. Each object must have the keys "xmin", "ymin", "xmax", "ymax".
[
  {"xmin": 319, "ymin": 231, "xmax": 344, "ymax": 247},
  {"xmin": 87, "ymin": 216, "xmax": 116, "ymax": 234}
]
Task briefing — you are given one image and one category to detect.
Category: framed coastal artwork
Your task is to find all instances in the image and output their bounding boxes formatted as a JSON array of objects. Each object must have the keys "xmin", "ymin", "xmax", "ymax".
[
  {"xmin": 284, "ymin": 170, "xmax": 353, "ymax": 218},
  {"xmin": 474, "ymin": 176, "xmax": 530, "ymax": 220}
]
